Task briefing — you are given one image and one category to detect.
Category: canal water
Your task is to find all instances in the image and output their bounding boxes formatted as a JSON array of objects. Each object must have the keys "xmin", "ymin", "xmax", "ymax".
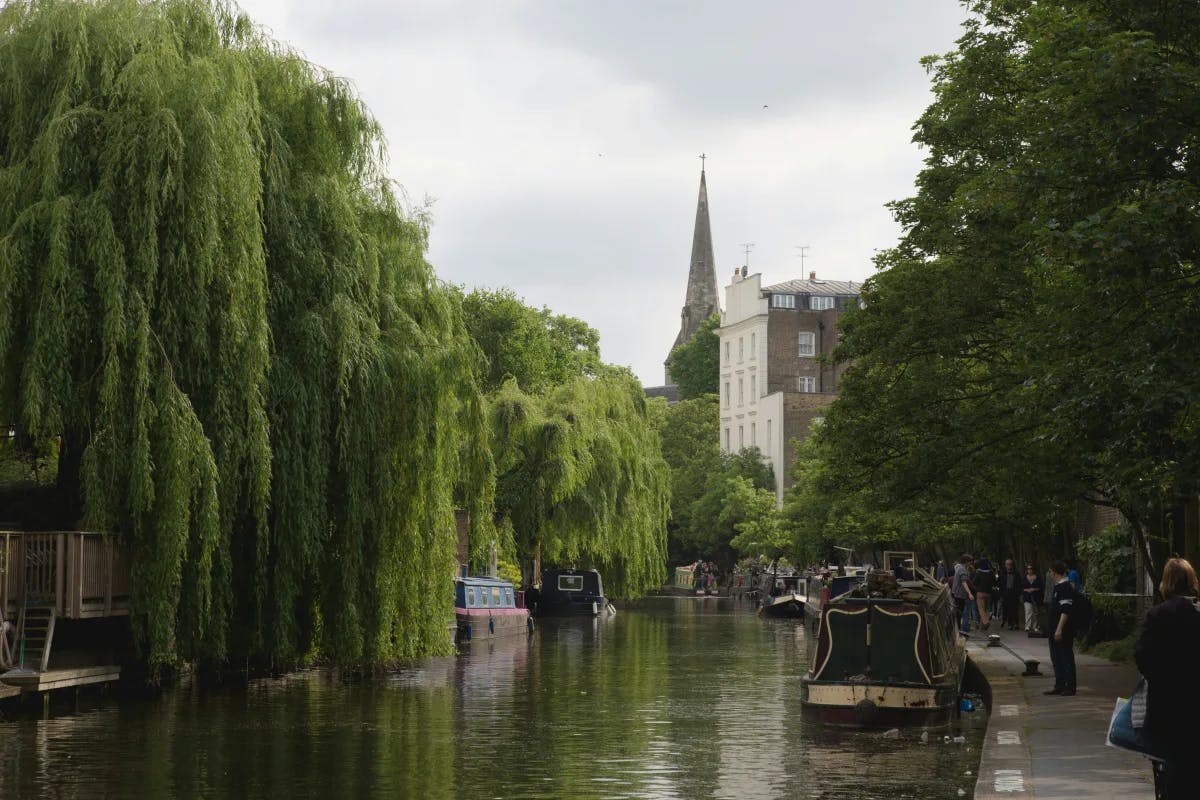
[{"xmin": 0, "ymin": 597, "xmax": 984, "ymax": 799}]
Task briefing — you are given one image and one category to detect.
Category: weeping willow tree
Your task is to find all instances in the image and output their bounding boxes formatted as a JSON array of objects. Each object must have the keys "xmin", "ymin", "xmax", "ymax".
[
  {"xmin": 489, "ymin": 373, "xmax": 669, "ymax": 597},
  {"xmin": 0, "ymin": 0, "xmax": 491, "ymax": 668}
]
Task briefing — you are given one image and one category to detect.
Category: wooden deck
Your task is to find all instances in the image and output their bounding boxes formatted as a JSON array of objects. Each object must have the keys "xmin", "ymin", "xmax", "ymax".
[
  {"xmin": 1, "ymin": 665, "xmax": 121, "ymax": 692},
  {"xmin": 1, "ymin": 531, "xmax": 131, "ymax": 621}
]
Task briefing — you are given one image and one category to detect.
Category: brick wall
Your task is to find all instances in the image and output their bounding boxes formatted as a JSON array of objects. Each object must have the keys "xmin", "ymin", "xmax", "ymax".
[
  {"xmin": 765, "ymin": 308, "xmax": 842, "ymax": 395},
  {"xmin": 780, "ymin": 393, "xmax": 836, "ymax": 490}
]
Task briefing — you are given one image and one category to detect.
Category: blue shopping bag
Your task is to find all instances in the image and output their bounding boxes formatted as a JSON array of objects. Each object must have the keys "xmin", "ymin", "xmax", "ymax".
[{"xmin": 1106, "ymin": 697, "xmax": 1164, "ymax": 761}]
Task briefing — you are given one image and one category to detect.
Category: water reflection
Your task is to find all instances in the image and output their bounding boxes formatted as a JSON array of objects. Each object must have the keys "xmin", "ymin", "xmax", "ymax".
[{"xmin": 0, "ymin": 597, "xmax": 982, "ymax": 799}]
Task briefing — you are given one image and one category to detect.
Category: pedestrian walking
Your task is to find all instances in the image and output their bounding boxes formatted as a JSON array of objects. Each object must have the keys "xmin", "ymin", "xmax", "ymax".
[
  {"xmin": 974, "ymin": 557, "xmax": 995, "ymax": 630},
  {"xmin": 1135, "ymin": 557, "xmax": 1200, "ymax": 800},
  {"xmin": 951, "ymin": 554, "xmax": 975, "ymax": 635},
  {"xmin": 1044, "ymin": 560, "xmax": 1077, "ymax": 696},
  {"xmin": 999, "ymin": 558, "xmax": 1020, "ymax": 630},
  {"xmin": 1021, "ymin": 563, "xmax": 1043, "ymax": 632}
]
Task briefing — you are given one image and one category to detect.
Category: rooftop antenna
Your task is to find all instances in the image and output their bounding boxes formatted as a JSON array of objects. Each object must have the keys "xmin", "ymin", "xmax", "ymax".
[
  {"xmin": 740, "ymin": 242, "xmax": 755, "ymax": 267},
  {"xmin": 794, "ymin": 245, "xmax": 810, "ymax": 271}
]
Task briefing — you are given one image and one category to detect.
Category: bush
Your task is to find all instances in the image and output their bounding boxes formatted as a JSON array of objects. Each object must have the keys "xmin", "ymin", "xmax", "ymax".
[{"xmin": 1085, "ymin": 594, "xmax": 1137, "ymax": 646}]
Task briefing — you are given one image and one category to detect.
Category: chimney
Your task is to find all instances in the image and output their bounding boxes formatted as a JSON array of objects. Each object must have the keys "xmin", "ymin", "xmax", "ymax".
[{"xmin": 809, "ymin": 271, "xmax": 817, "ymax": 280}]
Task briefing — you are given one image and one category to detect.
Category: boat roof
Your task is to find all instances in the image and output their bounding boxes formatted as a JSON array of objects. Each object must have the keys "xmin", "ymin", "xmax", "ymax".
[{"xmin": 456, "ymin": 576, "xmax": 516, "ymax": 589}]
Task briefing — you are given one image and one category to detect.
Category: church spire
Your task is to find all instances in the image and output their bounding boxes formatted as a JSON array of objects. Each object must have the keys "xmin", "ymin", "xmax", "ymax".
[{"xmin": 665, "ymin": 160, "xmax": 721, "ymax": 383}]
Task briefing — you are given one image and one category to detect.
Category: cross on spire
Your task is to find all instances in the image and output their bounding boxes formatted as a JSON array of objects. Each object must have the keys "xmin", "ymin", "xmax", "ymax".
[{"xmin": 699, "ymin": 152, "xmax": 707, "ymax": 172}]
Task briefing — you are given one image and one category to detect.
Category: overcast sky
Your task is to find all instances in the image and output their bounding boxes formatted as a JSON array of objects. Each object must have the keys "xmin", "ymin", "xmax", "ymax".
[{"xmin": 236, "ymin": 0, "xmax": 970, "ymax": 386}]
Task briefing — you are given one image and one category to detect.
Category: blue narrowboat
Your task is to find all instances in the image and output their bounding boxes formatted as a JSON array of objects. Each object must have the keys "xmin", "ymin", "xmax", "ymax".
[{"xmin": 454, "ymin": 574, "xmax": 533, "ymax": 643}]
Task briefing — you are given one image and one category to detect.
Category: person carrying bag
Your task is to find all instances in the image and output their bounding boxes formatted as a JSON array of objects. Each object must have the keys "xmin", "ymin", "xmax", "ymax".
[
  {"xmin": 1131, "ymin": 557, "xmax": 1200, "ymax": 799},
  {"xmin": 1106, "ymin": 679, "xmax": 1159, "ymax": 761}
]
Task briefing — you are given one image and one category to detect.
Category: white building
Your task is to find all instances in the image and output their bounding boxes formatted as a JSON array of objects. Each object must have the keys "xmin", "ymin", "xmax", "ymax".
[{"xmin": 718, "ymin": 270, "xmax": 860, "ymax": 503}]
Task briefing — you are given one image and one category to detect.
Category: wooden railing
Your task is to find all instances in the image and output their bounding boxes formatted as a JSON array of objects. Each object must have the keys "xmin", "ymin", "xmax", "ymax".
[{"xmin": 0, "ymin": 531, "xmax": 130, "ymax": 620}]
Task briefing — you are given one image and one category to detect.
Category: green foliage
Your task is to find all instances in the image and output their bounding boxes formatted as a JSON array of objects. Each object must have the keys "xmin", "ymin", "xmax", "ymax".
[
  {"xmin": 460, "ymin": 287, "xmax": 601, "ymax": 394},
  {"xmin": 1077, "ymin": 524, "xmax": 1136, "ymax": 595},
  {"xmin": 784, "ymin": 0, "xmax": 1200, "ymax": 576},
  {"xmin": 657, "ymin": 394, "xmax": 720, "ymax": 554},
  {"xmin": 725, "ymin": 477, "xmax": 785, "ymax": 556},
  {"xmin": 680, "ymin": 447, "xmax": 774, "ymax": 565},
  {"xmin": 489, "ymin": 373, "xmax": 669, "ymax": 597},
  {"xmin": 0, "ymin": 431, "xmax": 57, "ymax": 486},
  {"xmin": 1084, "ymin": 632, "xmax": 1137, "ymax": 665},
  {"xmin": 0, "ymin": 0, "xmax": 490, "ymax": 668},
  {"xmin": 495, "ymin": 558, "xmax": 522, "ymax": 587},
  {"xmin": 667, "ymin": 314, "xmax": 719, "ymax": 399}
]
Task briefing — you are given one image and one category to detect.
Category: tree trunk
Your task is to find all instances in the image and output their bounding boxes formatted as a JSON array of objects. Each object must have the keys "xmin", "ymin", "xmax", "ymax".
[{"xmin": 53, "ymin": 427, "xmax": 87, "ymax": 529}]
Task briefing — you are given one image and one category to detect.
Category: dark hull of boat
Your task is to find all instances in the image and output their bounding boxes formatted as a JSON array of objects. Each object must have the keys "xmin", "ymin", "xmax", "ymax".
[
  {"xmin": 455, "ymin": 610, "xmax": 531, "ymax": 642},
  {"xmin": 760, "ymin": 595, "xmax": 805, "ymax": 618},
  {"xmin": 534, "ymin": 598, "xmax": 608, "ymax": 617}
]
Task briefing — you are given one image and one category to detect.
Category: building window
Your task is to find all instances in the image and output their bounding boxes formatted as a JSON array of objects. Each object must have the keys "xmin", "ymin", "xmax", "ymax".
[
  {"xmin": 751, "ymin": 422, "xmax": 756, "ymax": 444},
  {"xmin": 724, "ymin": 381, "xmax": 730, "ymax": 408},
  {"xmin": 738, "ymin": 425, "xmax": 744, "ymax": 449},
  {"xmin": 738, "ymin": 378, "xmax": 744, "ymax": 406},
  {"xmin": 738, "ymin": 337, "xmax": 744, "ymax": 361},
  {"xmin": 771, "ymin": 294, "xmax": 796, "ymax": 309},
  {"xmin": 798, "ymin": 376, "xmax": 816, "ymax": 393},
  {"xmin": 810, "ymin": 295, "xmax": 834, "ymax": 311},
  {"xmin": 766, "ymin": 419, "xmax": 772, "ymax": 447},
  {"xmin": 798, "ymin": 332, "xmax": 816, "ymax": 357},
  {"xmin": 749, "ymin": 375, "xmax": 756, "ymax": 403},
  {"xmin": 724, "ymin": 427, "xmax": 730, "ymax": 450},
  {"xmin": 750, "ymin": 332, "xmax": 756, "ymax": 357},
  {"xmin": 724, "ymin": 341, "xmax": 730, "ymax": 363}
]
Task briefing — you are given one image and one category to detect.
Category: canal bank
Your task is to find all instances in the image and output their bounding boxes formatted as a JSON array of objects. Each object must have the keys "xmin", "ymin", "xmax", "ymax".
[{"xmin": 969, "ymin": 628, "xmax": 1154, "ymax": 799}]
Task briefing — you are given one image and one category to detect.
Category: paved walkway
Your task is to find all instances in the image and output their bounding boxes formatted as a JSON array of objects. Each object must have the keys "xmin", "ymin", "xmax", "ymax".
[{"xmin": 969, "ymin": 626, "xmax": 1155, "ymax": 799}]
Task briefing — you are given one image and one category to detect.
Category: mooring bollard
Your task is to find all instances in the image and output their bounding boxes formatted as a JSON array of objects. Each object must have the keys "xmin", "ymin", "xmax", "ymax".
[{"xmin": 1022, "ymin": 659, "xmax": 1041, "ymax": 676}]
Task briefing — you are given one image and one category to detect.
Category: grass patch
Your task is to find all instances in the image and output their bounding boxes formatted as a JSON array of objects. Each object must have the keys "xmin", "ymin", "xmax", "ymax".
[{"xmin": 1084, "ymin": 633, "xmax": 1137, "ymax": 665}]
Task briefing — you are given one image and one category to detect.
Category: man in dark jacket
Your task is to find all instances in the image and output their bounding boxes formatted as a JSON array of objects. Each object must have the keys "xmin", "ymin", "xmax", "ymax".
[
  {"xmin": 1135, "ymin": 557, "xmax": 1200, "ymax": 799},
  {"xmin": 998, "ymin": 558, "xmax": 1020, "ymax": 630},
  {"xmin": 1045, "ymin": 561, "xmax": 1077, "ymax": 696}
]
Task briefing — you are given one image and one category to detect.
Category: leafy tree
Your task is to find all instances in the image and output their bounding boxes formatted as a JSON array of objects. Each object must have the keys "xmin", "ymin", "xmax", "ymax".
[
  {"xmin": 656, "ymin": 394, "xmax": 720, "ymax": 559},
  {"xmin": 725, "ymin": 477, "xmax": 785, "ymax": 557},
  {"xmin": 0, "ymin": 0, "xmax": 490, "ymax": 667},
  {"xmin": 460, "ymin": 287, "xmax": 600, "ymax": 393},
  {"xmin": 680, "ymin": 447, "xmax": 774, "ymax": 566},
  {"xmin": 794, "ymin": 0, "xmax": 1200, "ymax": 578},
  {"xmin": 667, "ymin": 314, "xmax": 719, "ymax": 398},
  {"xmin": 489, "ymin": 373, "xmax": 669, "ymax": 596}
]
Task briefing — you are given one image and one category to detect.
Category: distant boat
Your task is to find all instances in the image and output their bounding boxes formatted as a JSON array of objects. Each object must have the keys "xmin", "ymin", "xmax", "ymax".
[
  {"xmin": 531, "ymin": 569, "xmax": 613, "ymax": 617},
  {"xmin": 801, "ymin": 552, "xmax": 966, "ymax": 728},
  {"xmin": 759, "ymin": 574, "xmax": 807, "ymax": 618},
  {"xmin": 454, "ymin": 574, "xmax": 533, "ymax": 643}
]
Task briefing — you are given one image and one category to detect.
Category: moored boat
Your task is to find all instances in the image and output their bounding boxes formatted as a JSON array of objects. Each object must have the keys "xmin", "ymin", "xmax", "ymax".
[
  {"xmin": 801, "ymin": 552, "xmax": 966, "ymax": 728},
  {"xmin": 759, "ymin": 574, "xmax": 807, "ymax": 618},
  {"xmin": 531, "ymin": 568, "xmax": 613, "ymax": 617},
  {"xmin": 455, "ymin": 573, "xmax": 533, "ymax": 643}
]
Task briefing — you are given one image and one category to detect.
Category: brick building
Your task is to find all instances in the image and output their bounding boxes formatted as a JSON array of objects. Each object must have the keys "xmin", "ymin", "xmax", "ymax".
[{"xmin": 718, "ymin": 271, "xmax": 860, "ymax": 503}]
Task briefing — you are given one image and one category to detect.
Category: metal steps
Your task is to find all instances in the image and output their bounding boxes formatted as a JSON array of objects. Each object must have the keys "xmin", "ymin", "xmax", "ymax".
[{"xmin": 17, "ymin": 603, "xmax": 55, "ymax": 672}]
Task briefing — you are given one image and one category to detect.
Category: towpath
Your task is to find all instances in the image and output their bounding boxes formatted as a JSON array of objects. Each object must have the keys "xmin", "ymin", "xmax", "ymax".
[{"xmin": 969, "ymin": 626, "xmax": 1154, "ymax": 799}]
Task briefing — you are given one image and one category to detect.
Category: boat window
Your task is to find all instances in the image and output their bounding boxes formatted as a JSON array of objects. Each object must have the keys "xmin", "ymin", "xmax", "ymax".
[
  {"xmin": 558, "ymin": 574, "xmax": 584, "ymax": 592},
  {"xmin": 466, "ymin": 588, "xmax": 475, "ymax": 607},
  {"xmin": 491, "ymin": 587, "xmax": 502, "ymax": 607},
  {"xmin": 479, "ymin": 588, "xmax": 489, "ymax": 607},
  {"xmin": 505, "ymin": 588, "xmax": 514, "ymax": 607}
]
